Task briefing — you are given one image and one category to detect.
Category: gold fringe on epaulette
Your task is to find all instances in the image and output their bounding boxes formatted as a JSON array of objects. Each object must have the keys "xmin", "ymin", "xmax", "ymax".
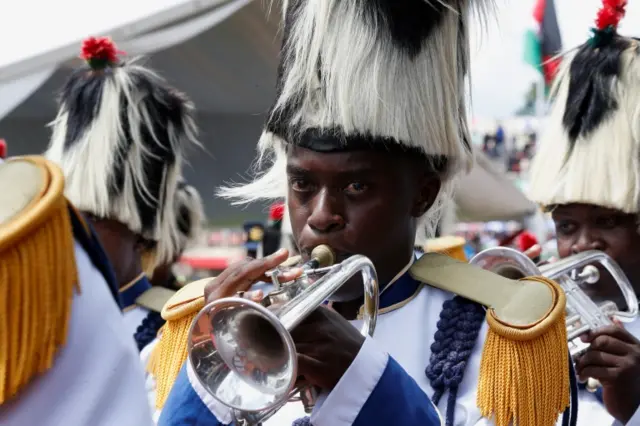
[
  {"xmin": 150, "ymin": 294, "xmax": 204, "ymax": 409},
  {"xmin": 477, "ymin": 276, "xmax": 570, "ymax": 426},
  {"xmin": 150, "ymin": 313, "xmax": 196, "ymax": 409},
  {"xmin": 0, "ymin": 157, "xmax": 78, "ymax": 404}
]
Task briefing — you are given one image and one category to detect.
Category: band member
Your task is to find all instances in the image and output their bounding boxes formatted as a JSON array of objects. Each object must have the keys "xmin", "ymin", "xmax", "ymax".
[
  {"xmin": 150, "ymin": 181, "xmax": 205, "ymax": 290},
  {"xmin": 0, "ymin": 156, "xmax": 153, "ymax": 425},
  {"xmin": 156, "ymin": 1, "xmax": 574, "ymax": 426},
  {"xmin": 44, "ymin": 37, "xmax": 199, "ymax": 326},
  {"xmin": 132, "ymin": 180, "xmax": 205, "ymax": 353},
  {"xmin": 139, "ymin": 180, "xmax": 205, "ymax": 416},
  {"xmin": 529, "ymin": 1, "xmax": 640, "ymax": 424}
]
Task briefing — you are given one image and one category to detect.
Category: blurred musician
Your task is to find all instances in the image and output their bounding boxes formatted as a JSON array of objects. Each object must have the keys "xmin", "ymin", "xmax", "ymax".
[
  {"xmin": 0, "ymin": 155, "xmax": 153, "ymax": 426},
  {"xmin": 528, "ymin": 1, "xmax": 640, "ymax": 424},
  {"xmin": 140, "ymin": 180, "xmax": 205, "ymax": 414},
  {"xmin": 44, "ymin": 37, "xmax": 199, "ymax": 345},
  {"xmin": 153, "ymin": 2, "xmax": 576, "ymax": 426},
  {"xmin": 149, "ymin": 180, "xmax": 205, "ymax": 291}
]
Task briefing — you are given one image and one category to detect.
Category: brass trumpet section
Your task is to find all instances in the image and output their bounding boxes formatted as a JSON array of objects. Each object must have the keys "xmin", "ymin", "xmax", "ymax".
[
  {"xmin": 187, "ymin": 243, "xmax": 638, "ymax": 425},
  {"xmin": 187, "ymin": 245, "xmax": 379, "ymax": 426}
]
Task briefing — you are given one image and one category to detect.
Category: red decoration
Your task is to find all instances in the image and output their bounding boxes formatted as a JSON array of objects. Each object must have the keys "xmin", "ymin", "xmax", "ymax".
[
  {"xmin": 517, "ymin": 231, "xmax": 539, "ymax": 253},
  {"xmin": 595, "ymin": 0, "xmax": 627, "ymax": 30},
  {"xmin": 0, "ymin": 139, "xmax": 6, "ymax": 159},
  {"xmin": 542, "ymin": 55, "xmax": 561, "ymax": 87},
  {"xmin": 269, "ymin": 202, "xmax": 285, "ymax": 221},
  {"xmin": 80, "ymin": 36, "xmax": 123, "ymax": 67}
]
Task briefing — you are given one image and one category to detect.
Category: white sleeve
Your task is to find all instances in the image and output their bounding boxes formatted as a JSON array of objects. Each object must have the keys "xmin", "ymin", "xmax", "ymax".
[
  {"xmin": 0, "ymin": 242, "xmax": 154, "ymax": 426},
  {"xmin": 310, "ymin": 337, "xmax": 390, "ymax": 426},
  {"xmin": 619, "ymin": 405, "xmax": 640, "ymax": 426},
  {"xmin": 311, "ymin": 336, "xmax": 442, "ymax": 426}
]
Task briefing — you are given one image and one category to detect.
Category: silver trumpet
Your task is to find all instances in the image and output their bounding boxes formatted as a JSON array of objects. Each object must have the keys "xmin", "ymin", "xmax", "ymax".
[
  {"xmin": 187, "ymin": 245, "xmax": 379, "ymax": 426},
  {"xmin": 470, "ymin": 247, "xmax": 638, "ymax": 391}
]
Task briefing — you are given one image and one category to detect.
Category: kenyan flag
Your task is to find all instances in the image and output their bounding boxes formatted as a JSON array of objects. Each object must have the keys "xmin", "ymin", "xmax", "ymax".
[{"xmin": 524, "ymin": 0, "xmax": 563, "ymax": 94}]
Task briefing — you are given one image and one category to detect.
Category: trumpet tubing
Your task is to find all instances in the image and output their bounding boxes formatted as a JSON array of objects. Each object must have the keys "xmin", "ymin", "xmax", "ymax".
[
  {"xmin": 470, "ymin": 248, "xmax": 639, "ymax": 359},
  {"xmin": 187, "ymin": 245, "xmax": 380, "ymax": 426}
]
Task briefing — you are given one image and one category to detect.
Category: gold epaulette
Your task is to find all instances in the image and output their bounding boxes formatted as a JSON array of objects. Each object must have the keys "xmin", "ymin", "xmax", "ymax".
[
  {"xmin": 148, "ymin": 278, "xmax": 210, "ymax": 409},
  {"xmin": 423, "ymin": 235, "xmax": 467, "ymax": 262},
  {"xmin": 410, "ymin": 253, "xmax": 569, "ymax": 426},
  {"xmin": 0, "ymin": 156, "xmax": 78, "ymax": 404}
]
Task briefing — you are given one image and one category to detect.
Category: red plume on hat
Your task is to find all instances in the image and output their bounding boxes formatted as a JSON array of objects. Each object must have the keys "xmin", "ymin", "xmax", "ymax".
[
  {"xmin": 0, "ymin": 139, "xmax": 6, "ymax": 159},
  {"xmin": 517, "ymin": 231, "xmax": 539, "ymax": 253},
  {"xmin": 80, "ymin": 36, "xmax": 125, "ymax": 70},
  {"xmin": 596, "ymin": 0, "xmax": 627, "ymax": 30}
]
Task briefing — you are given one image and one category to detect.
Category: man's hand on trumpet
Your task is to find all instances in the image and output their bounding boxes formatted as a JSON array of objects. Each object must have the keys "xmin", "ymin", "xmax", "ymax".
[
  {"xmin": 575, "ymin": 322, "xmax": 640, "ymax": 424},
  {"xmin": 203, "ymin": 248, "xmax": 367, "ymax": 392},
  {"xmin": 203, "ymin": 248, "xmax": 302, "ymax": 303}
]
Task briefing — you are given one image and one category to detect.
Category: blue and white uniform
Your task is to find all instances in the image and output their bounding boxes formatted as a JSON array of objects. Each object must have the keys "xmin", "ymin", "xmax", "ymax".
[
  {"xmin": 0, "ymin": 207, "xmax": 154, "ymax": 426},
  {"xmin": 158, "ymin": 257, "xmax": 452, "ymax": 426},
  {"xmin": 121, "ymin": 274, "xmax": 167, "ymax": 352}
]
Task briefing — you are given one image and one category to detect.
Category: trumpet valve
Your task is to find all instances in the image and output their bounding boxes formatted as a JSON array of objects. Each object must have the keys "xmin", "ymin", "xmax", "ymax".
[{"xmin": 576, "ymin": 265, "xmax": 600, "ymax": 285}]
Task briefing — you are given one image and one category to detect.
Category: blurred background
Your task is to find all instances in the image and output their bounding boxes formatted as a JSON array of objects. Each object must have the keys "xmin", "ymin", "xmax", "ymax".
[{"xmin": 0, "ymin": 0, "xmax": 617, "ymax": 278}]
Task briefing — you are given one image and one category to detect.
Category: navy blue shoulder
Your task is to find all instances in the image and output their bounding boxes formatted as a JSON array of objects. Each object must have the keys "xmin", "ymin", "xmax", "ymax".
[{"xmin": 67, "ymin": 205, "xmax": 122, "ymax": 310}]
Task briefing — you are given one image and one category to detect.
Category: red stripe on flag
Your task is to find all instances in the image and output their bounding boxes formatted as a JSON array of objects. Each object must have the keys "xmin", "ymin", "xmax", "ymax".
[
  {"xmin": 533, "ymin": 0, "xmax": 546, "ymax": 24},
  {"xmin": 542, "ymin": 55, "xmax": 561, "ymax": 86}
]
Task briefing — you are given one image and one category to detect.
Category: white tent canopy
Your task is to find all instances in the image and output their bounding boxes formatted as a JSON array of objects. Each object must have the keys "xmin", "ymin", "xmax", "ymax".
[
  {"xmin": 0, "ymin": 0, "xmax": 254, "ymax": 121},
  {"xmin": 0, "ymin": 0, "xmax": 535, "ymax": 226}
]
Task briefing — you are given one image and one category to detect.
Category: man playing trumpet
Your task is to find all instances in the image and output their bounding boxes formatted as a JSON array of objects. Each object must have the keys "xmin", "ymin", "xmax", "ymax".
[
  {"xmin": 154, "ymin": 1, "xmax": 576, "ymax": 425},
  {"xmin": 528, "ymin": 0, "xmax": 640, "ymax": 424}
]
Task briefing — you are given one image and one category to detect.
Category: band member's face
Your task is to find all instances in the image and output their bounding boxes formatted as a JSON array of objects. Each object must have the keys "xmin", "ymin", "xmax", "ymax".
[
  {"xmin": 286, "ymin": 146, "xmax": 441, "ymax": 301},
  {"xmin": 552, "ymin": 203, "xmax": 640, "ymax": 306}
]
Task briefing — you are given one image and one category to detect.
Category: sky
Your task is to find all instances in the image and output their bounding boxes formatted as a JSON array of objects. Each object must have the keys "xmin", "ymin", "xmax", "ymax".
[{"xmin": 469, "ymin": 0, "xmax": 640, "ymax": 120}]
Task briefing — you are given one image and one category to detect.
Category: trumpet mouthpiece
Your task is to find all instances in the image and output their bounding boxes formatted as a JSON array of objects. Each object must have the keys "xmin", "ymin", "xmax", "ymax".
[{"xmin": 311, "ymin": 245, "xmax": 335, "ymax": 268}]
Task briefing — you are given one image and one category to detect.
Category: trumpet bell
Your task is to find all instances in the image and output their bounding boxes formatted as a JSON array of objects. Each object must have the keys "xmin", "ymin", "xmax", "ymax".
[
  {"xmin": 188, "ymin": 297, "xmax": 298, "ymax": 413},
  {"xmin": 186, "ymin": 250, "xmax": 379, "ymax": 425},
  {"xmin": 470, "ymin": 246, "xmax": 539, "ymax": 279}
]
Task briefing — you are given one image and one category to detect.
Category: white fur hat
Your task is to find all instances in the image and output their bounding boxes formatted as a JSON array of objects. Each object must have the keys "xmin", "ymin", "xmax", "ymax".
[
  {"xmin": 220, "ymin": 0, "xmax": 494, "ymax": 238},
  {"xmin": 528, "ymin": 1, "xmax": 638, "ymax": 213},
  {"xmin": 45, "ymin": 37, "xmax": 199, "ymax": 264}
]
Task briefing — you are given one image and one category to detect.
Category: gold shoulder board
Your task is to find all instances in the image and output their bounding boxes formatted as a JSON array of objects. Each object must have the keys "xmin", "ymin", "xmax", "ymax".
[
  {"xmin": 410, "ymin": 253, "xmax": 569, "ymax": 426},
  {"xmin": 0, "ymin": 156, "xmax": 78, "ymax": 404}
]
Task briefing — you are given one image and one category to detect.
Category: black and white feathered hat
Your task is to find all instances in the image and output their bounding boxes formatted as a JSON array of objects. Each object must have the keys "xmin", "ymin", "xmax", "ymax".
[
  {"xmin": 45, "ymin": 36, "xmax": 199, "ymax": 264},
  {"xmin": 220, "ymin": 0, "xmax": 493, "ymax": 238},
  {"xmin": 529, "ymin": 0, "xmax": 639, "ymax": 213},
  {"xmin": 175, "ymin": 180, "xmax": 204, "ymax": 254}
]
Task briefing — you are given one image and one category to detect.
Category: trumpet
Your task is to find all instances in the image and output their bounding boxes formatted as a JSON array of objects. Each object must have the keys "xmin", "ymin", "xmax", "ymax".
[
  {"xmin": 187, "ymin": 245, "xmax": 380, "ymax": 426},
  {"xmin": 470, "ymin": 247, "xmax": 638, "ymax": 390}
]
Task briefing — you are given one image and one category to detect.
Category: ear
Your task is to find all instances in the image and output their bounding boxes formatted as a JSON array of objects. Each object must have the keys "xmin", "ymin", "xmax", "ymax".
[{"xmin": 412, "ymin": 174, "xmax": 441, "ymax": 218}]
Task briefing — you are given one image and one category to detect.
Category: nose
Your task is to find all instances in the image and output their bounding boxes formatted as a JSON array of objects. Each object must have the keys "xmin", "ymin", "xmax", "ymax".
[
  {"xmin": 571, "ymin": 229, "xmax": 604, "ymax": 255},
  {"xmin": 306, "ymin": 189, "xmax": 345, "ymax": 234}
]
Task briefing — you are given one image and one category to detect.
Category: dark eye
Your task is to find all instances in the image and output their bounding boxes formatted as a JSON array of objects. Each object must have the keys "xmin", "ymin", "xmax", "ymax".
[
  {"xmin": 344, "ymin": 182, "xmax": 368, "ymax": 195},
  {"xmin": 555, "ymin": 220, "xmax": 577, "ymax": 235},
  {"xmin": 596, "ymin": 215, "xmax": 619, "ymax": 229},
  {"xmin": 290, "ymin": 178, "xmax": 313, "ymax": 192}
]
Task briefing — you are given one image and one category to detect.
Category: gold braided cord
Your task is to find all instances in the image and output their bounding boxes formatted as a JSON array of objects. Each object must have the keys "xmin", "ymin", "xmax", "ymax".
[
  {"xmin": 477, "ymin": 276, "xmax": 570, "ymax": 426},
  {"xmin": 0, "ymin": 156, "xmax": 78, "ymax": 404}
]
